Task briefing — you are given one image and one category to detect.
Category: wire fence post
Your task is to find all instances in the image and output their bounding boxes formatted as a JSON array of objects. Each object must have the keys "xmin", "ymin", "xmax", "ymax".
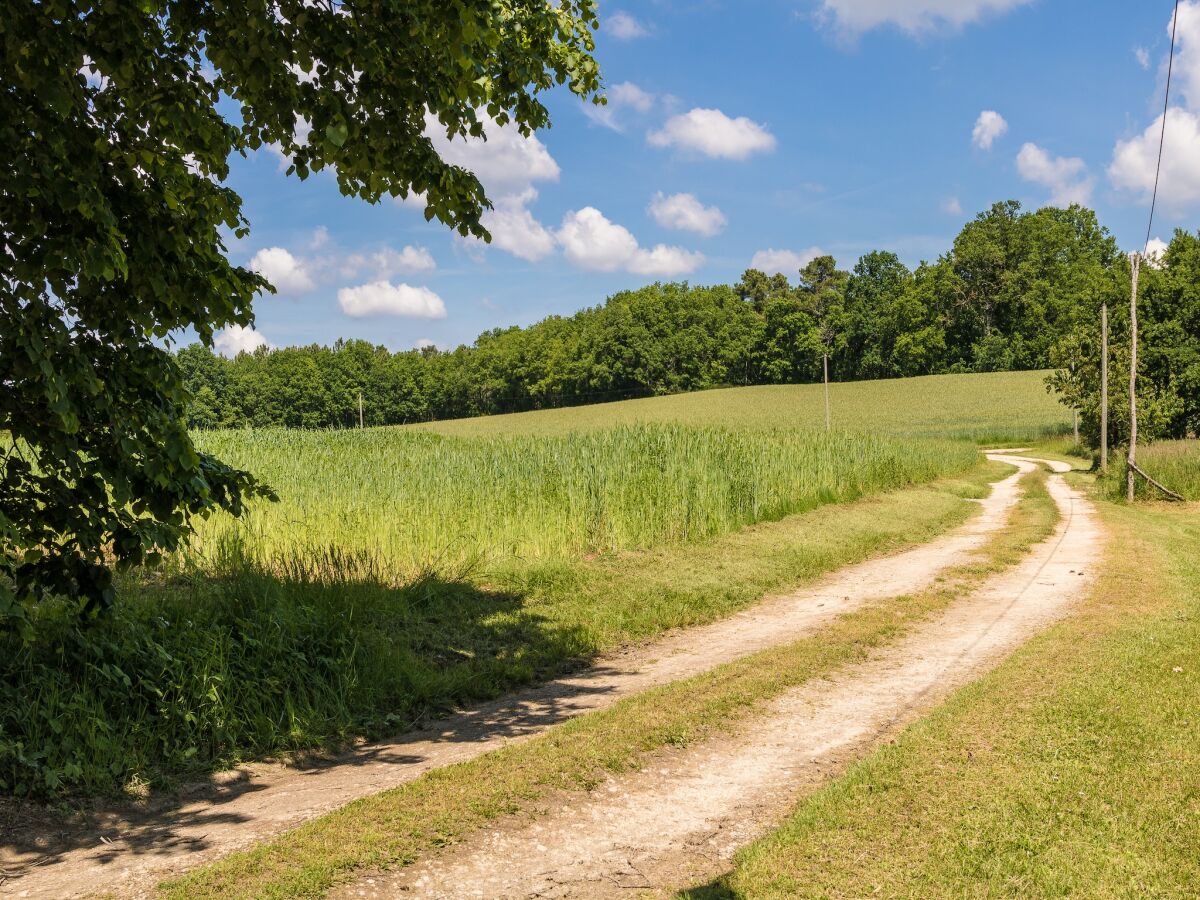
[
  {"xmin": 823, "ymin": 353, "xmax": 831, "ymax": 432},
  {"xmin": 1127, "ymin": 253, "xmax": 1140, "ymax": 503}
]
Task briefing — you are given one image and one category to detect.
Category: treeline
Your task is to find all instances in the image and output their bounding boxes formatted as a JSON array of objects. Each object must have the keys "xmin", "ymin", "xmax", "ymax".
[
  {"xmin": 179, "ymin": 200, "xmax": 1191, "ymax": 432},
  {"xmin": 1050, "ymin": 227, "xmax": 1200, "ymax": 446}
]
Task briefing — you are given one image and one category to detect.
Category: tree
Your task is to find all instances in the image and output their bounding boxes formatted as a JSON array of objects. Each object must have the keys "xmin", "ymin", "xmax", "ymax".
[
  {"xmin": 798, "ymin": 255, "xmax": 850, "ymax": 379},
  {"xmin": 1049, "ymin": 229, "xmax": 1200, "ymax": 450},
  {"xmin": 842, "ymin": 251, "xmax": 917, "ymax": 379},
  {"xmin": 1, "ymin": 1, "xmax": 602, "ymax": 624}
]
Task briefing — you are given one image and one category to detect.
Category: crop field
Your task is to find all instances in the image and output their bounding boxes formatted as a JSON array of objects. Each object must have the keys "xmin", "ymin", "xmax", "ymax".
[
  {"xmin": 191, "ymin": 424, "xmax": 978, "ymax": 580},
  {"xmin": 416, "ymin": 370, "xmax": 1069, "ymax": 442},
  {"xmin": 186, "ymin": 371, "xmax": 1061, "ymax": 581}
]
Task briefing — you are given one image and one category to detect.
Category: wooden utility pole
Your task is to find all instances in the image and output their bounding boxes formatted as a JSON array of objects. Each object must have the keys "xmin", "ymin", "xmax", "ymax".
[
  {"xmin": 823, "ymin": 353, "xmax": 831, "ymax": 432},
  {"xmin": 1127, "ymin": 253, "xmax": 1140, "ymax": 502},
  {"xmin": 1100, "ymin": 302, "xmax": 1109, "ymax": 474},
  {"xmin": 358, "ymin": 390, "xmax": 364, "ymax": 429}
]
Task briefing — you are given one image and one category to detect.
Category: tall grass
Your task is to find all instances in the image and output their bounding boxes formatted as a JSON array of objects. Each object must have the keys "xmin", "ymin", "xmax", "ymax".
[
  {"xmin": 191, "ymin": 424, "xmax": 979, "ymax": 580},
  {"xmin": 1100, "ymin": 439, "xmax": 1200, "ymax": 501}
]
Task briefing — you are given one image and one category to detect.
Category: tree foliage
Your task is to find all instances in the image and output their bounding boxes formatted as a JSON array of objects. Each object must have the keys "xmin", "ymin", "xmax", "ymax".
[
  {"xmin": 1, "ymin": 0, "xmax": 601, "ymax": 625},
  {"xmin": 1049, "ymin": 229, "xmax": 1200, "ymax": 449}
]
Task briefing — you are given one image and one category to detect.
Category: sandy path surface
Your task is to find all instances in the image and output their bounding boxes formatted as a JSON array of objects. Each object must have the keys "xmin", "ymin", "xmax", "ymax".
[
  {"xmin": 1, "ymin": 460, "xmax": 1027, "ymax": 899},
  {"xmin": 333, "ymin": 458, "xmax": 1100, "ymax": 899}
]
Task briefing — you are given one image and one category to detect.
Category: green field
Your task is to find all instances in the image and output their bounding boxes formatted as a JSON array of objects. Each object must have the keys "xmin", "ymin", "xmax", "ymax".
[
  {"xmin": 186, "ymin": 371, "xmax": 1066, "ymax": 582},
  {"xmin": 416, "ymin": 371, "xmax": 1069, "ymax": 442},
  {"xmin": 191, "ymin": 425, "xmax": 976, "ymax": 581}
]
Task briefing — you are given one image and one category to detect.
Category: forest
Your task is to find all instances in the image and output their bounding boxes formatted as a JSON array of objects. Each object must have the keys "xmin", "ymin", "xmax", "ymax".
[{"xmin": 178, "ymin": 201, "xmax": 1200, "ymax": 442}]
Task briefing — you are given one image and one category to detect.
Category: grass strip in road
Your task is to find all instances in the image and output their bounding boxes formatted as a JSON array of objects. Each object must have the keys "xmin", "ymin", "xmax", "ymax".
[
  {"xmin": 694, "ymin": 492, "xmax": 1200, "ymax": 897},
  {"xmin": 160, "ymin": 468, "xmax": 1057, "ymax": 899}
]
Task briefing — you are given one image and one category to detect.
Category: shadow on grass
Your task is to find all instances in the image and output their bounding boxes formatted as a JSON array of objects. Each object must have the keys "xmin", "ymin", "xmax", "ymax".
[
  {"xmin": 1, "ymin": 556, "xmax": 599, "ymax": 869},
  {"xmin": 678, "ymin": 883, "xmax": 737, "ymax": 900}
]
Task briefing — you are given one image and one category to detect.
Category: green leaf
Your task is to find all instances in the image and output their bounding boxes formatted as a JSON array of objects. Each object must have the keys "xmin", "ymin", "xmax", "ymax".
[{"xmin": 325, "ymin": 122, "xmax": 348, "ymax": 147}]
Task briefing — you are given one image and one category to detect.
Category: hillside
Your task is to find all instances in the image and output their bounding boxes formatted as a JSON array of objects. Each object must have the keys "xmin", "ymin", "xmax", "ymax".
[{"xmin": 416, "ymin": 370, "xmax": 1070, "ymax": 442}]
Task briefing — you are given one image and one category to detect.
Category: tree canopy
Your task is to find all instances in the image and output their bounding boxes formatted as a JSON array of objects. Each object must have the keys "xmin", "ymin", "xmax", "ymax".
[
  {"xmin": 1, "ymin": 0, "xmax": 601, "ymax": 625},
  {"xmin": 1049, "ymin": 228, "xmax": 1200, "ymax": 449}
]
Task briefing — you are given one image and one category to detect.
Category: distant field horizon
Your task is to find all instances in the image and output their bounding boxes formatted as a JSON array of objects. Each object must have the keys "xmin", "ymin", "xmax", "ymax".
[{"xmin": 410, "ymin": 370, "xmax": 1070, "ymax": 443}]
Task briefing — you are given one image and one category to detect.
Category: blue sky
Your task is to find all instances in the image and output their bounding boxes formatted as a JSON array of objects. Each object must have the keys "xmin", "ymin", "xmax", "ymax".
[{"xmin": 213, "ymin": 0, "xmax": 1200, "ymax": 356}]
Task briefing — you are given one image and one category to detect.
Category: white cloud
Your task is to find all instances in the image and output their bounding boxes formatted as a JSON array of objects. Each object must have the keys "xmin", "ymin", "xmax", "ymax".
[
  {"xmin": 421, "ymin": 113, "xmax": 561, "ymax": 261},
  {"xmin": 648, "ymin": 192, "xmax": 727, "ymax": 237},
  {"xmin": 414, "ymin": 338, "xmax": 438, "ymax": 350},
  {"xmin": 611, "ymin": 81, "xmax": 656, "ymax": 113},
  {"xmin": 648, "ymin": 108, "xmax": 776, "ymax": 160},
  {"xmin": 308, "ymin": 226, "xmax": 331, "ymax": 250},
  {"xmin": 1145, "ymin": 237, "xmax": 1169, "ymax": 267},
  {"xmin": 1109, "ymin": 108, "xmax": 1200, "ymax": 206},
  {"xmin": 424, "ymin": 112, "xmax": 559, "ymax": 196},
  {"xmin": 337, "ymin": 281, "xmax": 447, "ymax": 319},
  {"xmin": 817, "ymin": 0, "xmax": 1034, "ymax": 35},
  {"xmin": 629, "ymin": 244, "xmax": 706, "ymax": 277},
  {"xmin": 1106, "ymin": 4, "xmax": 1200, "ymax": 210},
  {"xmin": 1135, "ymin": 46, "xmax": 1151, "ymax": 70},
  {"xmin": 1016, "ymin": 143, "xmax": 1094, "ymax": 207},
  {"xmin": 584, "ymin": 81, "xmax": 657, "ymax": 131},
  {"xmin": 394, "ymin": 190, "xmax": 428, "ymax": 210},
  {"xmin": 941, "ymin": 196, "xmax": 964, "ymax": 215},
  {"xmin": 750, "ymin": 247, "xmax": 826, "ymax": 276},
  {"xmin": 214, "ymin": 325, "xmax": 268, "ymax": 357},
  {"xmin": 1177, "ymin": 2, "xmax": 1200, "ymax": 112},
  {"xmin": 557, "ymin": 207, "xmax": 641, "ymax": 272},
  {"xmin": 250, "ymin": 246, "xmax": 316, "ymax": 294},
  {"xmin": 972, "ymin": 110, "xmax": 1008, "ymax": 150},
  {"xmin": 481, "ymin": 189, "xmax": 557, "ymax": 261},
  {"xmin": 344, "ymin": 245, "xmax": 437, "ymax": 279},
  {"xmin": 556, "ymin": 207, "xmax": 704, "ymax": 276},
  {"xmin": 1105, "ymin": 5, "xmax": 1200, "ymax": 209},
  {"xmin": 608, "ymin": 11, "xmax": 649, "ymax": 39}
]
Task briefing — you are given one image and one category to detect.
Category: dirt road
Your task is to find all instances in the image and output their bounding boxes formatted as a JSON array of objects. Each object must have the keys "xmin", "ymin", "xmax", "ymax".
[
  {"xmin": 1, "ymin": 455, "xmax": 1061, "ymax": 899},
  {"xmin": 332, "ymin": 457, "xmax": 1099, "ymax": 898}
]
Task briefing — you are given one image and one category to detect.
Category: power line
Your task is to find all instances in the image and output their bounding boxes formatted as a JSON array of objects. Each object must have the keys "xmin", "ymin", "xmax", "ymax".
[{"xmin": 1145, "ymin": 0, "xmax": 1182, "ymax": 253}]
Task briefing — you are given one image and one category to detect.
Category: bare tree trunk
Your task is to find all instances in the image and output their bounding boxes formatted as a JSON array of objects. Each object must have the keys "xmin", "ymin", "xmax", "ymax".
[{"xmin": 1101, "ymin": 302, "xmax": 1109, "ymax": 474}]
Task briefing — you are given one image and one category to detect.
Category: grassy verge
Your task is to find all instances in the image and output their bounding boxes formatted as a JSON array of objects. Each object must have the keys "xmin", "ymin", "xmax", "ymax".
[
  {"xmin": 1, "ymin": 461, "xmax": 999, "ymax": 799},
  {"xmin": 696, "ymin": 486, "xmax": 1200, "ymax": 897},
  {"xmin": 1100, "ymin": 438, "xmax": 1200, "ymax": 501},
  {"xmin": 159, "ymin": 467, "xmax": 1057, "ymax": 899}
]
